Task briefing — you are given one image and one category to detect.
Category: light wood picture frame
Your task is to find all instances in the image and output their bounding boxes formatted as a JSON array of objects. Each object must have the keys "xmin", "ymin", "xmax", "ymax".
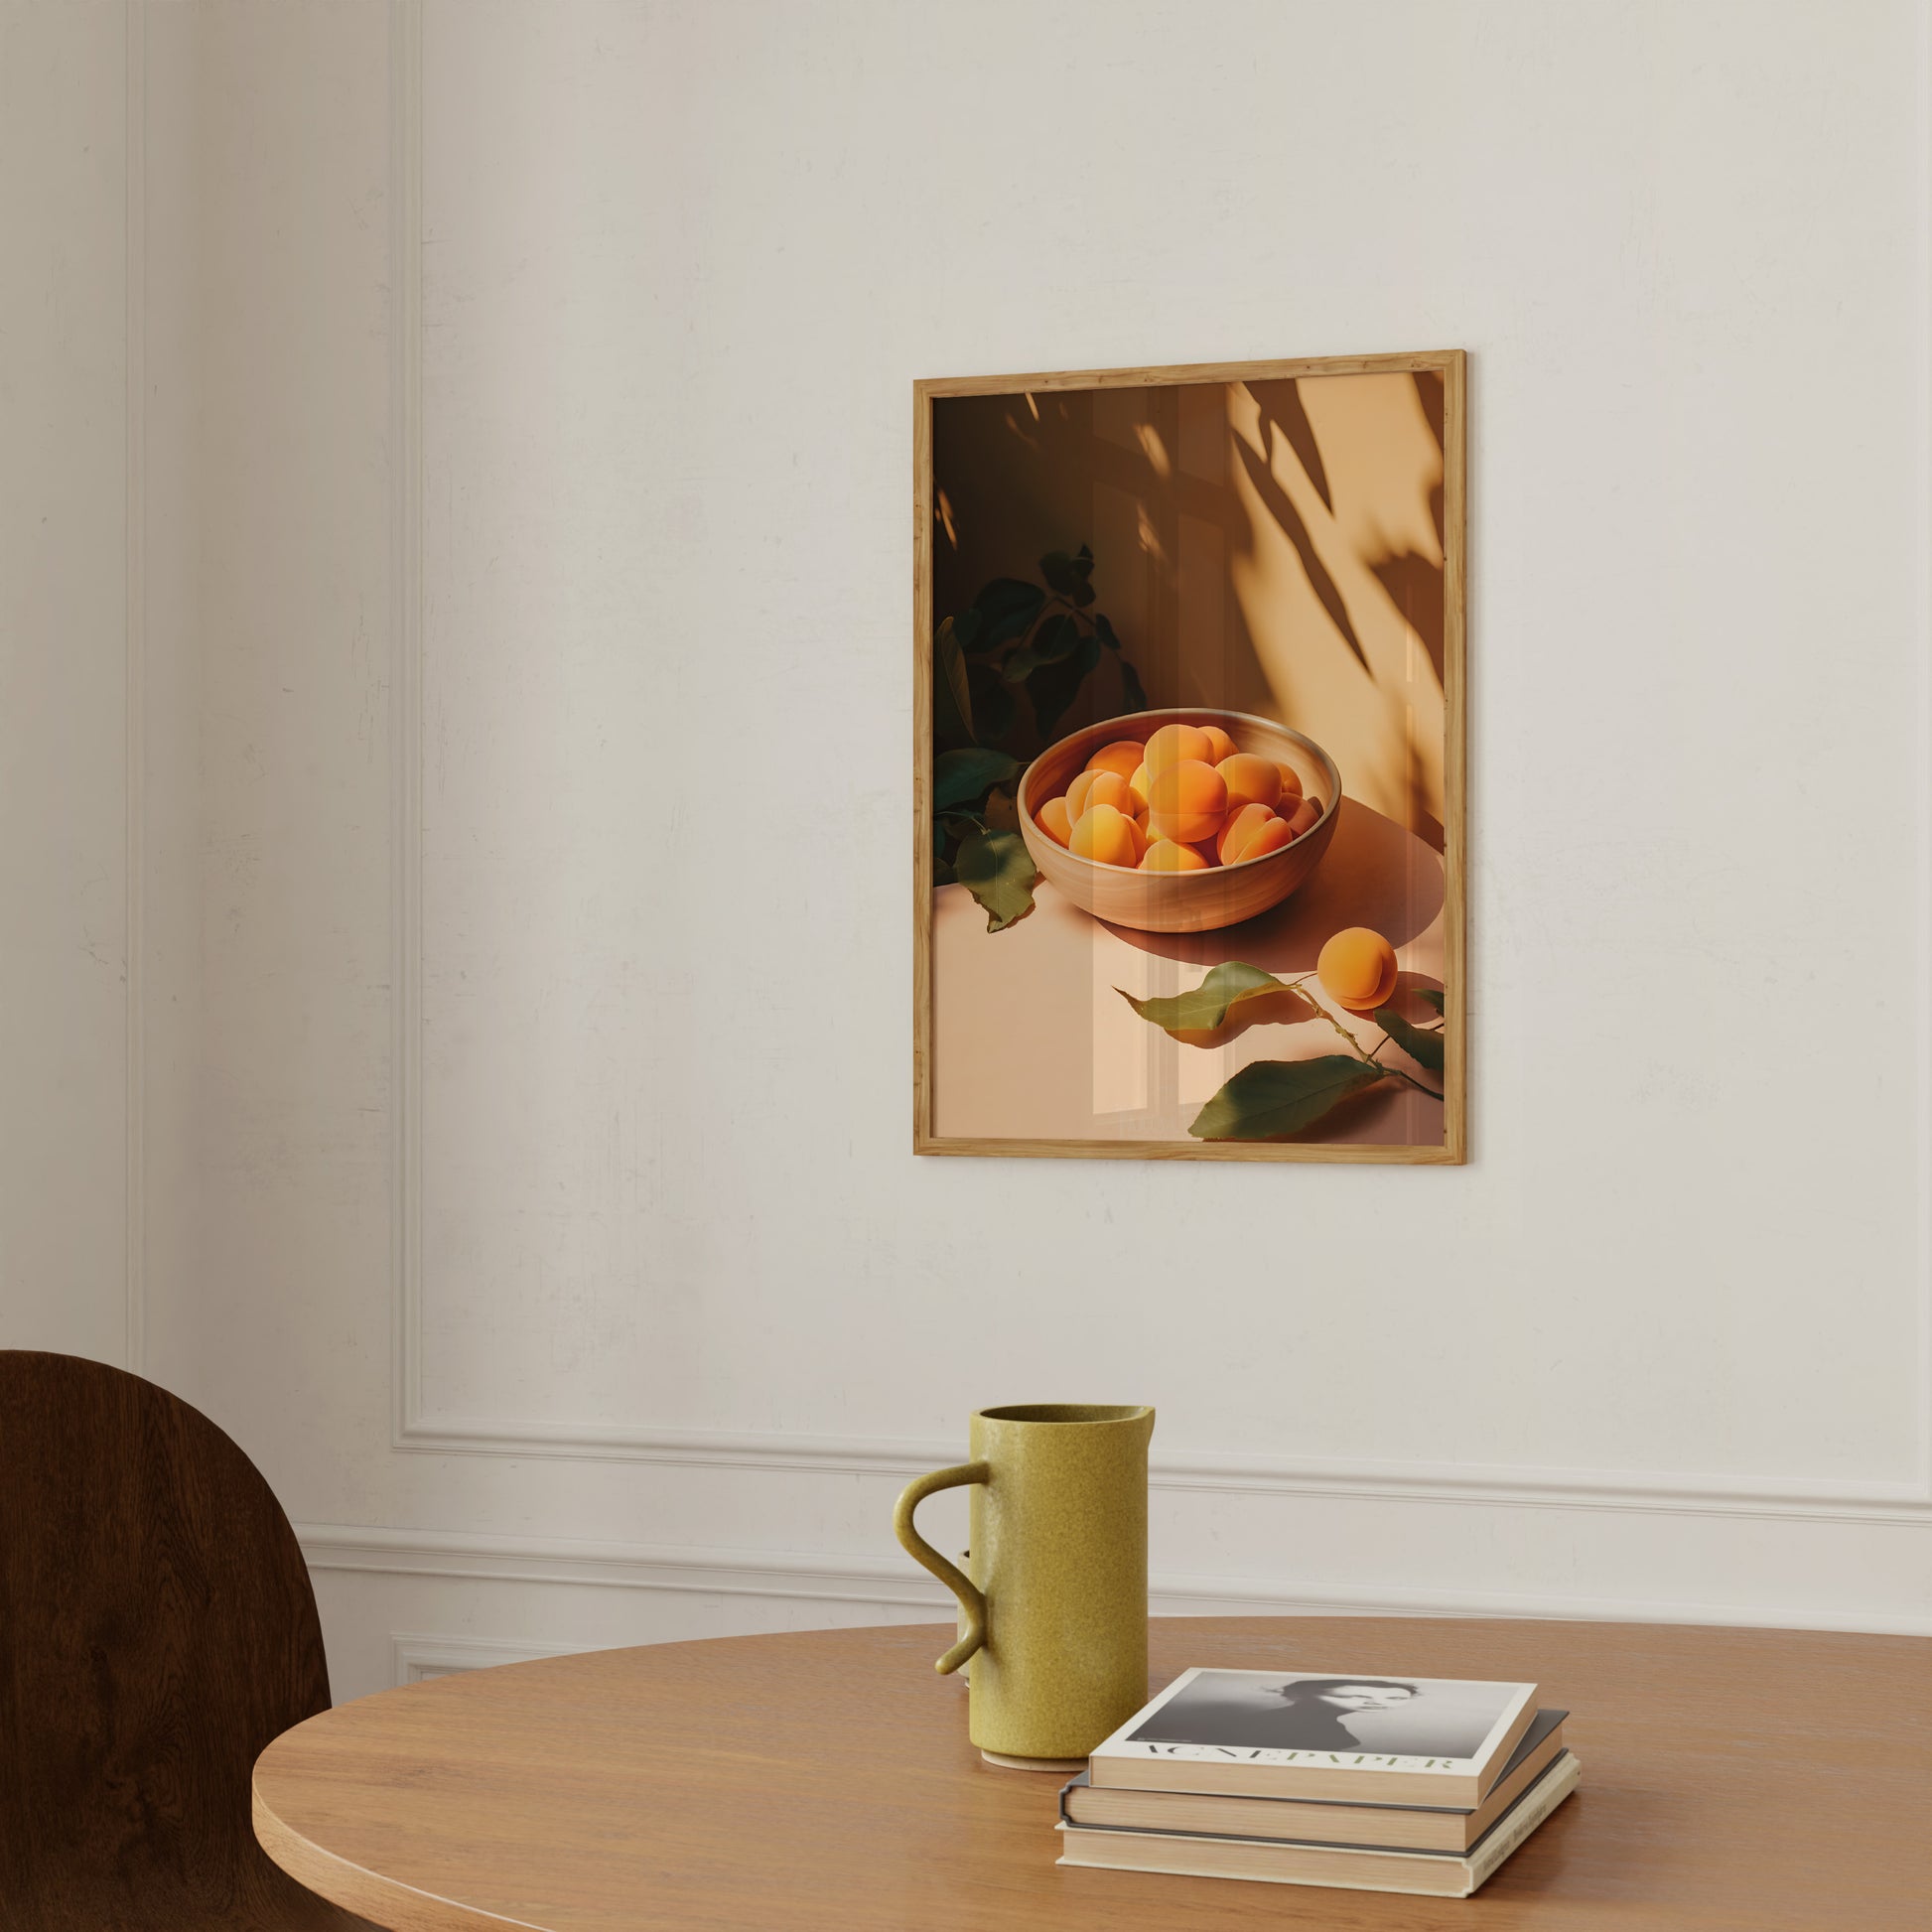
[{"xmin": 914, "ymin": 351, "xmax": 1466, "ymax": 1164}]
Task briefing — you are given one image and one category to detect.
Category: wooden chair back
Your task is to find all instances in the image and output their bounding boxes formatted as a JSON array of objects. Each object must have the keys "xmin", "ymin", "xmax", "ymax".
[{"xmin": 0, "ymin": 1349, "xmax": 370, "ymax": 1928}]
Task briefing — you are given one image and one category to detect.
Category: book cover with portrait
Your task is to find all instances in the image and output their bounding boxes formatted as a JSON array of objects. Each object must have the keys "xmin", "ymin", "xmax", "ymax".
[{"xmin": 1090, "ymin": 1668, "xmax": 1538, "ymax": 1806}]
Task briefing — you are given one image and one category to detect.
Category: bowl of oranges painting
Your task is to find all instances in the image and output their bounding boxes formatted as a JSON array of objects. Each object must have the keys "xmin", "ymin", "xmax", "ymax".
[{"xmin": 1017, "ymin": 708, "xmax": 1341, "ymax": 934}]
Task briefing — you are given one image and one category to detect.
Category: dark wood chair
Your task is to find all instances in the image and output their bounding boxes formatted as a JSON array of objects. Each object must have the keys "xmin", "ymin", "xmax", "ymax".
[{"xmin": 0, "ymin": 1350, "xmax": 376, "ymax": 1929}]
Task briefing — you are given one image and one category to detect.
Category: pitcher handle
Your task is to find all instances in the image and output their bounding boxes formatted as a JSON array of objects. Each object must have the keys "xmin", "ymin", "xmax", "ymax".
[{"xmin": 893, "ymin": 1460, "xmax": 991, "ymax": 1674}]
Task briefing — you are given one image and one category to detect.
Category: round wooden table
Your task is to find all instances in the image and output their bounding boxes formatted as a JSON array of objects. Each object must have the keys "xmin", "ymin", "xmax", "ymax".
[{"xmin": 253, "ymin": 1616, "xmax": 1932, "ymax": 1930}]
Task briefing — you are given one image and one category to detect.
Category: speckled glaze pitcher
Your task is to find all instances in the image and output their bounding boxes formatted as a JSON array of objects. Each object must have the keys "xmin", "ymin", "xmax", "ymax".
[{"xmin": 893, "ymin": 1403, "xmax": 1154, "ymax": 1771}]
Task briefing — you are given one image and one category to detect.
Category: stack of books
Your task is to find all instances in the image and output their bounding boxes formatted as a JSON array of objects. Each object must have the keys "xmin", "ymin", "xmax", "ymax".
[{"xmin": 1057, "ymin": 1667, "xmax": 1580, "ymax": 1899}]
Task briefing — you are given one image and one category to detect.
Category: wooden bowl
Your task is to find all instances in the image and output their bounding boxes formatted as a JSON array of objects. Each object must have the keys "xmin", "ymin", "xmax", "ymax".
[{"xmin": 1016, "ymin": 708, "xmax": 1341, "ymax": 934}]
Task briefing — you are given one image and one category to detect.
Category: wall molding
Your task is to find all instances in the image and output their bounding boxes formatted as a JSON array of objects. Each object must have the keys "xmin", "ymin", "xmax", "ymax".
[
  {"xmin": 297, "ymin": 1523, "xmax": 1932, "ymax": 1639},
  {"xmin": 392, "ymin": 1631, "xmax": 581, "ymax": 1686},
  {"xmin": 381, "ymin": 14, "xmax": 1932, "ymax": 1537}
]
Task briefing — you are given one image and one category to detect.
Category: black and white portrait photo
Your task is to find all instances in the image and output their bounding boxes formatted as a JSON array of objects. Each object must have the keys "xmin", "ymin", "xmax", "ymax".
[{"xmin": 1125, "ymin": 1668, "xmax": 1533, "ymax": 1764}]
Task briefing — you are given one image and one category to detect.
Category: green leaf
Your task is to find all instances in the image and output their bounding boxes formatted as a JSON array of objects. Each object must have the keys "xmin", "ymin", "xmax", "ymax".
[
  {"xmin": 934, "ymin": 747, "xmax": 1020, "ymax": 812},
  {"xmin": 1027, "ymin": 633, "xmax": 1103, "ymax": 739},
  {"xmin": 1117, "ymin": 962, "xmax": 1313, "ymax": 1038},
  {"xmin": 1417, "ymin": 987, "xmax": 1445, "ymax": 1014},
  {"xmin": 954, "ymin": 829, "xmax": 1038, "ymax": 932},
  {"xmin": 933, "ymin": 619, "xmax": 975, "ymax": 743},
  {"xmin": 1038, "ymin": 548, "xmax": 1091, "ymax": 597},
  {"xmin": 1003, "ymin": 612, "xmax": 1082, "ymax": 683},
  {"xmin": 973, "ymin": 579, "xmax": 1046, "ymax": 648},
  {"xmin": 1117, "ymin": 655, "xmax": 1148, "ymax": 712},
  {"xmin": 1374, "ymin": 1007, "xmax": 1446, "ymax": 1073},
  {"xmin": 966, "ymin": 662, "xmax": 1016, "ymax": 742},
  {"xmin": 951, "ymin": 607, "xmax": 984, "ymax": 650},
  {"xmin": 1188, "ymin": 1056, "xmax": 1388, "ymax": 1141}
]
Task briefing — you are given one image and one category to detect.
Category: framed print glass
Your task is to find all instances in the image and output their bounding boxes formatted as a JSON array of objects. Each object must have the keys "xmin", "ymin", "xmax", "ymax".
[{"xmin": 914, "ymin": 352, "xmax": 1465, "ymax": 1163}]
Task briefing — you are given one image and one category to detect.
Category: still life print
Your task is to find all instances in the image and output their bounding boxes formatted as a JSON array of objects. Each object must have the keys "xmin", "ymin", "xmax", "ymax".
[{"xmin": 915, "ymin": 352, "xmax": 1465, "ymax": 1163}]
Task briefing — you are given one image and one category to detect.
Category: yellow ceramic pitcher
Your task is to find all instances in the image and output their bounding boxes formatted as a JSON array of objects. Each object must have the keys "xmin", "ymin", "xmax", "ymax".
[{"xmin": 893, "ymin": 1403, "xmax": 1155, "ymax": 1770}]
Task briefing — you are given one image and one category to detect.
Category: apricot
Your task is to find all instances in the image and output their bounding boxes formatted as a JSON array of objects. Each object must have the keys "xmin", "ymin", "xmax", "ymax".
[
  {"xmin": 1069, "ymin": 802, "xmax": 1141, "ymax": 869},
  {"xmin": 1218, "ymin": 804, "xmax": 1294, "ymax": 865},
  {"xmin": 1035, "ymin": 796, "xmax": 1072, "ymax": 848},
  {"xmin": 1142, "ymin": 722, "xmax": 1213, "ymax": 778},
  {"xmin": 1140, "ymin": 838, "xmax": 1207, "ymax": 872},
  {"xmin": 1285, "ymin": 794, "xmax": 1321, "ymax": 837},
  {"xmin": 1147, "ymin": 759, "xmax": 1228, "ymax": 845},
  {"xmin": 1066, "ymin": 768, "xmax": 1136, "ymax": 822},
  {"xmin": 1317, "ymin": 927, "xmax": 1399, "ymax": 1012},
  {"xmin": 1128, "ymin": 761, "xmax": 1151, "ymax": 812},
  {"xmin": 1198, "ymin": 725, "xmax": 1237, "ymax": 764},
  {"xmin": 1275, "ymin": 761, "xmax": 1305, "ymax": 801},
  {"xmin": 1234, "ymin": 815, "xmax": 1294, "ymax": 861},
  {"xmin": 1217, "ymin": 753, "xmax": 1283, "ymax": 815},
  {"xmin": 1084, "ymin": 740, "xmax": 1147, "ymax": 784}
]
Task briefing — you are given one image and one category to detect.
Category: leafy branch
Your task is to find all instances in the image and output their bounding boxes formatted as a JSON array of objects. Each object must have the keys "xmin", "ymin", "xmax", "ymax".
[
  {"xmin": 1114, "ymin": 960, "xmax": 1446, "ymax": 1139},
  {"xmin": 934, "ymin": 544, "xmax": 1146, "ymax": 754},
  {"xmin": 931, "ymin": 544, "xmax": 1145, "ymax": 931}
]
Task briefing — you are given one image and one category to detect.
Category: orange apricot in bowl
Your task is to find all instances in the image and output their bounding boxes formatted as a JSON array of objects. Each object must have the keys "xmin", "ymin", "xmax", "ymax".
[
  {"xmin": 1217, "ymin": 803, "xmax": 1294, "ymax": 865},
  {"xmin": 1035, "ymin": 796, "xmax": 1073, "ymax": 848},
  {"xmin": 1142, "ymin": 722, "xmax": 1214, "ymax": 778},
  {"xmin": 1276, "ymin": 761, "xmax": 1305, "ymax": 801},
  {"xmin": 1284, "ymin": 794, "xmax": 1321, "ymax": 837},
  {"xmin": 1066, "ymin": 768, "xmax": 1139, "ymax": 822},
  {"xmin": 1069, "ymin": 802, "xmax": 1143, "ymax": 869},
  {"xmin": 1140, "ymin": 838, "xmax": 1207, "ymax": 872},
  {"xmin": 1147, "ymin": 759, "xmax": 1228, "ymax": 844},
  {"xmin": 1084, "ymin": 740, "xmax": 1146, "ymax": 784},
  {"xmin": 1217, "ymin": 753, "xmax": 1283, "ymax": 816},
  {"xmin": 1317, "ymin": 927, "xmax": 1399, "ymax": 1012},
  {"xmin": 1198, "ymin": 724, "xmax": 1237, "ymax": 764}
]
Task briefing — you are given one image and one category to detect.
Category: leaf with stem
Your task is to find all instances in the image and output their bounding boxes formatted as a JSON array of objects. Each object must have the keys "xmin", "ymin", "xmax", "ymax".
[
  {"xmin": 1416, "ymin": 987, "xmax": 1445, "ymax": 1014},
  {"xmin": 1118, "ymin": 963, "xmax": 1315, "ymax": 1038},
  {"xmin": 1188, "ymin": 1056, "xmax": 1388, "ymax": 1140},
  {"xmin": 954, "ymin": 829, "xmax": 1038, "ymax": 931},
  {"xmin": 1373, "ymin": 1007, "xmax": 1445, "ymax": 1073}
]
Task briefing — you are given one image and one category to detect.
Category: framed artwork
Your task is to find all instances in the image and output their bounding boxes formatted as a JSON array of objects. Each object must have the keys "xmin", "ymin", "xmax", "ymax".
[{"xmin": 913, "ymin": 351, "xmax": 1465, "ymax": 1164}]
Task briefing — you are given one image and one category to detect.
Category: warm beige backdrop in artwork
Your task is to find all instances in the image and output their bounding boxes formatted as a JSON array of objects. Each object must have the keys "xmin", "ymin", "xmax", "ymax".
[{"xmin": 931, "ymin": 371, "xmax": 1447, "ymax": 848}]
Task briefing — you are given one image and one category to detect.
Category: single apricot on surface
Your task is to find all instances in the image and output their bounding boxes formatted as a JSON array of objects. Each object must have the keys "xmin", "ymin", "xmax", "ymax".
[
  {"xmin": 1317, "ymin": 927, "xmax": 1399, "ymax": 1012},
  {"xmin": 1147, "ymin": 759, "xmax": 1228, "ymax": 845},
  {"xmin": 1217, "ymin": 753, "xmax": 1283, "ymax": 816},
  {"xmin": 1285, "ymin": 794, "xmax": 1321, "ymax": 837},
  {"xmin": 1198, "ymin": 724, "xmax": 1237, "ymax": 764},
  {"xmin": 1142, "ymin": 722, "xmax": 1213, "ymax": 778},
  {"xmin": 1085, "ymin": 740, "xmax": 1146, "ymax": 784},
  {"xmin": 1140, "ymin": 838, "xmax": 1207, "ymax": 872},
  {"xmin": 1215, "ymin": 801, "xmax": 1278, "ymax": 866},
  {"xmin": 1069, "ymin": 802, "xmax": 1141, "ymax": 869},
  {"xmin": 1274, "ymin": 760, "xmax": 1305, "ymax": 801},
  {"xmin": 1035, "ymin": 796, "xmax": 1072, "ymax": 848}
]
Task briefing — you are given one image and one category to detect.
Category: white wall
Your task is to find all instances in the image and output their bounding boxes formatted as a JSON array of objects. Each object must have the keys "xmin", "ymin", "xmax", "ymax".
[
  {"xmin": 18, "ymin": 0, "xmax": 1932, "ymax": 1704},
  {"xmin": 0, "ymin": 0, "xmax": 137, "ymax": 1367}
]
